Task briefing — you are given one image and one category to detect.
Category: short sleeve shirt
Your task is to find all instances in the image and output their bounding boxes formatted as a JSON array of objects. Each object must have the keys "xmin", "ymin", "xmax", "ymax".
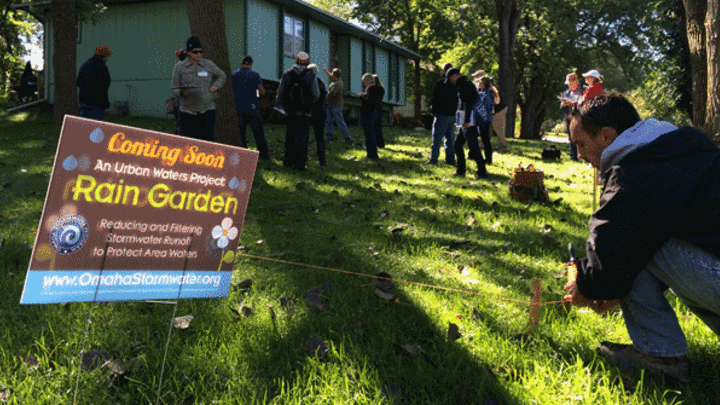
[{"xmin": 231, "ymin": 67, "xmax": 263, "ymax": 111}]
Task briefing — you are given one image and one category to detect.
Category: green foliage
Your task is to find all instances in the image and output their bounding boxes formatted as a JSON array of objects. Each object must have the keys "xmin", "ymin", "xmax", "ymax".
[
  {"xmin": 0, "ymin": 1, "xmax": 40, "ymax": 104},
  {"xmin": 626, "ymin": 71, "xmax": 692, "ymax": 126}
]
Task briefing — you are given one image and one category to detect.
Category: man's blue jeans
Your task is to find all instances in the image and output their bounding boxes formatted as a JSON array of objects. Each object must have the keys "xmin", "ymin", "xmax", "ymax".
[
  {"xmin": 621, "ymin": 238, "xmax": 720, "ymax": 357},
  {"xmin": 237, "ymin": 110, "xmax": 270, "ymax": 160},
  {"xmin": 79, "ymin": 106, "xmax": 105, "ymax": 121},
  {"xmin": 324, "ymin": 105, "xmax": 352, "ymax": 140},
  {"xmin": 430, "ymin": 115, "xmax": 456, "ymax": 164},
  {"xmin": 361, "ymin": 111, "xmax": 379, "ymax": 160}
]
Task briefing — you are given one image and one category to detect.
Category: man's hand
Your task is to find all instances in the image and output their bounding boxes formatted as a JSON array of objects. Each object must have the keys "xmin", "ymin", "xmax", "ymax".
[
  {"xmin": 180, "ymin": 88, "xmax": 189, "ymax": 97},
  {"xmin": 209, "ymin": 85, "xmax": 218, "ymax": 93},
  {"xmin": 565, "ymin": 280, "xmax": 620, "ymax": 314}
]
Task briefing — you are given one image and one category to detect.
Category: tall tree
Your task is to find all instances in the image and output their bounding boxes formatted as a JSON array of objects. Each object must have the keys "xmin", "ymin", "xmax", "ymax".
[
  {"xmin": 350, "ymin": 0, "xmax": 450, "ymax": 120},
  {"xmin": 495, "ymin": 0, "xmax": 522, "ymax": 139},
  {"xmin": 704, "ymin": 0, "xmax": 719, "ymax": 141},
  {"xmin": 51, "ymin": 0, "xmax": 78, "ymax": 124},
  {"xmin": 682, "ymin": 0, "xmax": 707, "ymax": 129},
  {"xmin": 0, "ymin": 0, "xmax": 38, "ymax": 100},
  {"xmin": 186, "ymin": 0, "xmax": 239, "ymax": 146}
]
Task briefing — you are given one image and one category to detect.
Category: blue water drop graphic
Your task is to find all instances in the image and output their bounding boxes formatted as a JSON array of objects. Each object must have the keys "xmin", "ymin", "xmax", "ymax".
[
  {"xmin": 239, "ymin": 180, "xmax": 247, "ymax": 193},
  {"xmin": 62, "ymin": 155, "xmax": 78, "ymax": 171},
  {"xmin": 228, "ymin": 177, "xmax": 239, "ymax": 190},
  {"xmin": 229, "ymin": 153, "xmax": 240, "ymax": 167},
  {"xmin": 89, "ymin": 128, "xmax": 104, "ymax": 143},
  {"xmin": 78, "ymin": 154, "xmax": 91, "ymax": 171}
]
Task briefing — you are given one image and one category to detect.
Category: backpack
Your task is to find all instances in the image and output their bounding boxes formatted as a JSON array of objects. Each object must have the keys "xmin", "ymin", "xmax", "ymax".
[{"xmin": 285, "ymin": 68, "xmax": 313, "ymax": 114}]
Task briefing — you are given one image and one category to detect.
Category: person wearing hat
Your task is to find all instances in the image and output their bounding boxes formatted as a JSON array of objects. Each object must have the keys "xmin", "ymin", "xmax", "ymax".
[
  {"xmin": 427, "ymin": 62, "xmax": 457, "ymax": 165},
  {"xmin": 566, "ymin": 91, "xmax": 720, "ymax": 382},
  {"xmin": 275, "ymin": 51, "xmax": 319, "ymax": 171},
  {"xmin": 580, "ymin": 69, "xmax": 604, "ymax": 104},
  {"xmin": 307, "ymin": 64, "xmax": 328, "ymax": 166},
  {"xmin": 559, "ymin": 72, "xmax": 586, "ymax": 161},
  {"xmin": 76, "ymin": 45, "xmax": 113, "ymax": 121},
  {"xmin": 446, "ymin": 67, "xmax": 492, "ymax": 179},
  {"xmin": 171, "ymin": 35, "xmax": 227, "ymax": 142},
  {"xmin": 322, "ymin": 65, "xmax": 353, "ymax": 144}
]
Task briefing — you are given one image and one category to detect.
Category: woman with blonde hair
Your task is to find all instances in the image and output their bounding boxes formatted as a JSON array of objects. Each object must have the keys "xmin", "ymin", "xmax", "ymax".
[{"xmin": 358, "ymin": 73, "xmax": 384, "ymax": 160}]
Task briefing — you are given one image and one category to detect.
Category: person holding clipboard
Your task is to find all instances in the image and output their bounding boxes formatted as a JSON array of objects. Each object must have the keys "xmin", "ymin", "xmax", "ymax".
[
  {"xmin": 171, "ymin": 36, "xmax": 227, "ymax": 142},
  {"xmin": 559, "ymin": 72, "xmax": 586, "ymax": 161}
]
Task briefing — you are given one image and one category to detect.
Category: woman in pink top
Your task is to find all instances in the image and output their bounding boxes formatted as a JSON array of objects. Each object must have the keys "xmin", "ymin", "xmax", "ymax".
[{"xmin": 581, "ymin": 69, "xmax": 604, "ymax": 103}]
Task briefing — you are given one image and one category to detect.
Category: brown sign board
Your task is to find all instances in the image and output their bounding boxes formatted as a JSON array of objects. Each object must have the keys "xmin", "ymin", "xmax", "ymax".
[{"xmin": 20, "ymin": 116, "xmax": 258, "ymax": 304}]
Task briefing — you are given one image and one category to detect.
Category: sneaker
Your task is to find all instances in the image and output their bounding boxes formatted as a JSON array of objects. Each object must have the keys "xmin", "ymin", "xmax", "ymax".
[
  {"xmin": 596, "ymin": 341, "xmax": 689, "ymax": 383},
  {"xmin": 425, "ymin": 160, "xmax": 438, "ymax": 165}
]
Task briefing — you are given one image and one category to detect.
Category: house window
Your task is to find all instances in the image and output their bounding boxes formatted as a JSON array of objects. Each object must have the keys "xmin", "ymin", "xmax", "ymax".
[
  {"xmin": 284, "ymin": 15, "xmax": 305, "ymax": 57},
  {"xmin": 362, "ymin": 43, "xmax": 375, "ymax": 74}
]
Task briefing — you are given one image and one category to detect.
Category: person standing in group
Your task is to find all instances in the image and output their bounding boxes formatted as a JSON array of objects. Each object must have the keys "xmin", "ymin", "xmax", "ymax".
[
  {"xmin": 581, "ymin": 69, "xmax": 604, "ymax": 104},
  {"xmin": 446, "ymin": 68, "xmax": 492, "ymax": 179},
  {"xmin": 372, "ymin": 74, "xmax": 386, "ymax": 148},
  {"xmin": 171, "ymin": 35, "xmax": 226, "ymax": 142},
  {"xmin": 475, "ymin": 76, "xmax": 497, "ymax": 166},
  {"xmin": 358, "ymin": 73, "xmax": 384, "ymax": 160},
  {"xmin": 485, "ymin": 74, "xmax": 508, "ymax": 153},
  {"xmin": 323, "ymin": 65, "xmax": 353, "ymax": 144},
  {"xmin": 19, "ymin": 61, "xmax": 38, "ymax": 104},
  {"xmin": 231, "ymin": 55, "xmax": 270, "ymax": 161},
  {"xmin": 275, "ymin": 51, "xmax": 319, "ymax": 171},
  {"xmin": 173, "ymin": 49, "xmax": 187, "ymax": 135},
  {"xmin": 427, "ymin": 63, "xmax": 457, "ymax": 165},
  {"xmin": 308, "ymin": 64, "xmax": 327, "ymax": 166},
  {"xmin": 77, "ymin": 45, "xmax": 112, "ymax": 121},
  {"xmin": 559, "ymin": 72, "xmax": 586, "ymax": 161}
]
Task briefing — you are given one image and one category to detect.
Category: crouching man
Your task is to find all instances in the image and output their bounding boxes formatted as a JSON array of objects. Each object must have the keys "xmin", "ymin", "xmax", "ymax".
[{"xmin": 566, "ymin": 91, "xmax": 720, "ymax": 382}]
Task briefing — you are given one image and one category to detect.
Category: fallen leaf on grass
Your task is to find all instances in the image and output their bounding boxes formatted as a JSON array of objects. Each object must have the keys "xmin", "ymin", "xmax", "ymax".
[
  {"xmin": 0, "ymin": 388, "xmax": 9, "ymax": 403},
  {"xmin": 172, "ymin": 315, "xmax": 194, "ymax": 329},
  {"xmin": 381, "ymin": 383, "xmax": 402, "ymax": 404},
  {"xmin": 236, "ymin": 279, "xmax": 253, "ymax": 291},
  {"xmin": 295, "ymin": 182, "xmax": 306, "ymax": 190},
  {"xmin": 304, "ymin": 283, "xmax": 332, "ymax": 313},
  {"xmin": 375, "ymin": 272, "xmax": 393, "ymax": 294},
  {"xmin": 231, "ymin": 305, "xmax": 253, "ymax": 318},
  {"xmin": 388, "ymin": 223, "xmax": 408, "ymax": 233},
  {"xmin": 542, "ymin": 235, "xmax": 560, "ymax": 247},
  {"xmin": 374, "ymin": 289, "xmax": 394, "ymax": 300},
  {"xmin": 82, "ymin": 350, "xmax": 113, "ymax": 371},
  {"xmin": 305, "ymin": 337, "xmax": 329, "ymax": 358},
  {"xmin": 332, "ymin": 247, "xmax": 344, "ymax": 263},
  {"xmin": 448, "ymin": 322, "xmax": 462, "ymax": 341},
  {"xmin": 472, "ymin": 309, "xmax": 485, "ymax": 322}
]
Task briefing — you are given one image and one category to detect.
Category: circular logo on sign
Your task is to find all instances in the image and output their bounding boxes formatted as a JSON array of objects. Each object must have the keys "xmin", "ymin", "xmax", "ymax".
[{"xmin": 49, "ymin": 214, "xmax": 89, "ymax": 255}]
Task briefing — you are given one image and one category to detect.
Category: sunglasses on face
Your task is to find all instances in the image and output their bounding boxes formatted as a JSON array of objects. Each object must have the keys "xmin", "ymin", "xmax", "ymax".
[{"xmin": 190, "ymin": 50, "xmax": 203, "ymax": 54}]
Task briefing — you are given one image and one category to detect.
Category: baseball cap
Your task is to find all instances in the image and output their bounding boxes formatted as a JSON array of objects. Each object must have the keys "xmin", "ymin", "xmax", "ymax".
[{"xmin": 95, "ymin": 46, "xmax": 113, "ymax": 57}]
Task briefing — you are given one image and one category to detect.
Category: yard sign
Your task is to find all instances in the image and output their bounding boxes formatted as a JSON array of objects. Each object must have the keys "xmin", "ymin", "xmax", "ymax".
[{"xmin": 20, "ymin": 116, "xmax": 258, "ymax": 304}]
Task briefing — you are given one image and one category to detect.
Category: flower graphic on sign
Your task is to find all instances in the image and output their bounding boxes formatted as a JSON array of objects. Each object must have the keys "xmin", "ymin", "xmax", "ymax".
[{"xmin": 211, "ymin": 217, "xmax": 238, "ymax": 249}]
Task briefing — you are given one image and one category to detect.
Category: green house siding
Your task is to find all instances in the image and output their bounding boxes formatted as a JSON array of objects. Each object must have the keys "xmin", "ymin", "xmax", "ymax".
[
  {"xmin": 309, "ymin": 21, "xmax": 330, "ymax": 71},
  {"xmin": 24, "ymin": 0, "xmax": 418, "ymax": 117},
  {"xmin": 247, "ymin": 0, "xmax": 280, "ymax": 80},
  {"xmin": 375, "ymin": 47, "xmax": 388, "ymax": 102},
  {"xmin": 225, "ymin": 0, "xmax": 247, "ymax": 70},
  {"xmin": 349, "ymin": 37, "xmax": 362, "ymax": 95}
]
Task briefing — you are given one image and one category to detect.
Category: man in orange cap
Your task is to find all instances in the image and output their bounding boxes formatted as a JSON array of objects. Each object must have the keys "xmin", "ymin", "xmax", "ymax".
[{"xmin": 77, "ymin": 45, "xmax": 113, "ymax": 120}]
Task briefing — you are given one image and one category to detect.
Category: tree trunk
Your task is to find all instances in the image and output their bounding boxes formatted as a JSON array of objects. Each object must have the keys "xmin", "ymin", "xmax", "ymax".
[
  {"xmin": 186, "ymin": 0, "xmax": 239, "ymax": 146},
  {"xmin": 413, "ymin": 60, "xmax": 422, "ymax": 120},
  {"xmin": 51, "ymin": 0, "xmax": 78, "ymax": 124},
  {"xmin": 682, "ymin": 0, "xmax": 707, "ymax": 129},
  {"xmin": 518, "ymin": 76, "xmax": 546, "ymax": 140},
  {"xmin": 704, "ymin": 0, "xmax": 719, "ymax": 143},
  {"xmin": 495, "ymin": 0, "xmax": 522, "ymax": 140}
]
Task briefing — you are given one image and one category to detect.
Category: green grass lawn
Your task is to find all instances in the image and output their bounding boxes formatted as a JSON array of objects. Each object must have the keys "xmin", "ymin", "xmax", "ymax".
[{"xmin": 0, "ymin": 107, "xmax": 718, "ymax": 404}]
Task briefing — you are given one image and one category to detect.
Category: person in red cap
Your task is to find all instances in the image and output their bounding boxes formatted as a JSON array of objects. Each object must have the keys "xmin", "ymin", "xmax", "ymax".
[{"xmin": 76, "ymin": 45, "xmax": 112, "ymax": 120}]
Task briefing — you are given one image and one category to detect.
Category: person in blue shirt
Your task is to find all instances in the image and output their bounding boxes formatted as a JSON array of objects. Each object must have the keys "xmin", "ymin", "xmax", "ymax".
[{"xmin": 231, "ymin": 55, "xmax": 270, "ymax": 160}]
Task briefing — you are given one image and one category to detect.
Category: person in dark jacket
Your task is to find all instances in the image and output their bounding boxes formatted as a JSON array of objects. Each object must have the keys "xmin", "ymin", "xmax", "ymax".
[
  {"xmin": 77, "ymin": 45, "xmax": 112, "ymax": 121},
  {"xmin": 358, "ymin": 73, "xmax": 383, "ymax": 160},
  {"xmin": 566, "ymin": 91, "xmax": 720, "ymax": 383},
  {"xmin": 231, "ymin": 55, "xmax": 270, "ymax": 161},
  {"xmin": 308, "ymin": 64, "xmax": 327, "ymax": 166},
  {"xmin": 18, "ymin": 61, "xmax": 38, "ymax": 103},
  {"xmin": 427, "ymin": 63, "xmax": 457, "ymax": 165},
  {"xmin": 446, "ymin": 68, "xmax": 490, "ymax": 178},
  {"xmin": 275, "ymin": 51, "xmax": 319, "ymax": 171}
]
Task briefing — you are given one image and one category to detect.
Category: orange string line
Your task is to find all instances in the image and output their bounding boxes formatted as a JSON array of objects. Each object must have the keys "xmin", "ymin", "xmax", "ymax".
[{"xmin": 236, "ymin": 253, "xmax": 567, "ymax": 306}]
